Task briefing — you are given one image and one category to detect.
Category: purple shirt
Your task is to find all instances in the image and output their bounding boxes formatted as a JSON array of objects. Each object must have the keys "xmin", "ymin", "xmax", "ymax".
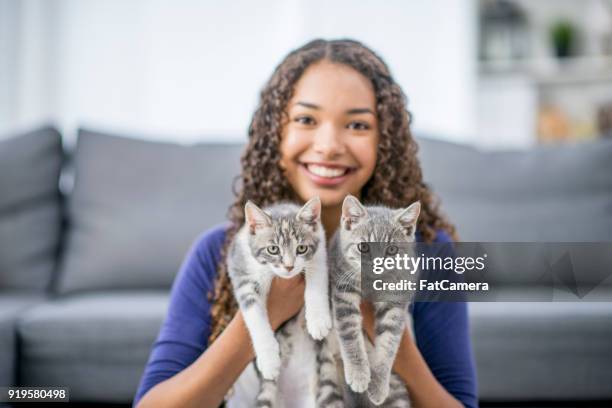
[{"xmin": 133, "ymin": 224, "xmax": 478, "ymax": 407}]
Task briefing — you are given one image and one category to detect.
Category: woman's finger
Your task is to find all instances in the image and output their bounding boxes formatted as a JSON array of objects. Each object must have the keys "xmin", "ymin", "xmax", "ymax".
[{"xmin": 360, "ymin": 301, "xmax": 376, "ymax": 341}]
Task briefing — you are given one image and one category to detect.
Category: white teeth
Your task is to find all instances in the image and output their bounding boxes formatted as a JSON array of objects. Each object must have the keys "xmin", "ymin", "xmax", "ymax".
[{"xmin": 307, "ymin": 164, "xmax": 347, "ymax": 178}]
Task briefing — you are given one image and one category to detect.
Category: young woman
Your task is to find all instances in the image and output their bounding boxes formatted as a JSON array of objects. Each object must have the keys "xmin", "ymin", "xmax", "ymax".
[{"xmin": 134, "ymin": 39, "xmax": 477, "ymax": 408}]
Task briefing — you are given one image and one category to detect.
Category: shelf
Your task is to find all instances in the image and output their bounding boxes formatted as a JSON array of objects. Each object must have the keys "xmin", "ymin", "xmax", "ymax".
[{"xmin": 479, "ymin": 55, "xmax": 612, "ymax": 86}]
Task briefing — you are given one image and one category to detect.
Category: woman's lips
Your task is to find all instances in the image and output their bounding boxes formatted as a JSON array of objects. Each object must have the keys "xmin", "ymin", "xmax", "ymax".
[{"xmin": 299, "ymin": 162, "xmax": 356, "ymax": 187}]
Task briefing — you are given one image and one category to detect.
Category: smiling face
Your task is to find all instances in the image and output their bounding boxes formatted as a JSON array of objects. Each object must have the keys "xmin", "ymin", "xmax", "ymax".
[{"xmin": 279, "ymin": 60, "xmax": 379, "ymax": 208}]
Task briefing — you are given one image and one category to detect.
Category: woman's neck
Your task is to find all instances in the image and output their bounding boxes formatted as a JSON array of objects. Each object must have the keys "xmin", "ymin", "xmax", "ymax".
[{"xmin": 321, "ymin": 204, "xmax": 342, "ymax": 241}]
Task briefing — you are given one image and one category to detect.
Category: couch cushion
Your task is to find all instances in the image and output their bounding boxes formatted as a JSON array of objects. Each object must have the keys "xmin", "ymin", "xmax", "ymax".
[
  {"xmin": 417, "ymin": 137, "xmax": 612, "ymax": 242},
  {"xmin": 55, "ymin": 129, "xmax": 242, "ymax": 294},
  {"xmin": 0, "ymin": 126, "xmax": 62, "ymax": 291},
  {"xmin": 469, "ymin": 298, "xmax": 612, "ymax": 400},
  {"xmin": 0, "ymin": 293, "xmax": 46, "ymax": 387},
  {"xmin": 17, "ymin": 291, "xmax": 168, "ymax": 402}
]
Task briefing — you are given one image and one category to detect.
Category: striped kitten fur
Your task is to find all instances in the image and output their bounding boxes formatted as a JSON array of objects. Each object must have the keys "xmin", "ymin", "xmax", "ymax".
[
  {"xmin": 257, "ymin": 308, "xmax": 344, "ymax": 408},
  {"xmin": 329, "ymin": 195, "xmax": 420, "ymax": 407},
  {"xmin": 228, "ymin": 198, "xmax": 341, "ymax": 407}
]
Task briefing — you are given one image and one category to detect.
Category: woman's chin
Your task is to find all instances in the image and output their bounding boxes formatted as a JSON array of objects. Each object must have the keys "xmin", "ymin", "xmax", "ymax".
[{"xmin": 307, "ymin": 189, "xmax": 355, "ymax": 208}]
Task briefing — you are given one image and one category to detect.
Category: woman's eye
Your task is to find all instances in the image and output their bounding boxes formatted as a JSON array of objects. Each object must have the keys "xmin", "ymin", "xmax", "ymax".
[
  {"xmin": 296, "ymin": 244, "xmax": 308, "ymax": 255},
  {"xmin": 294, "ymin": 116, "xmax": 315, "ymax": 125},
  {"xmin": 348, "ymin": 121, "xmax": 370, "ymax": 131},
  {"xmin": 267, "ymin": 245, "xmax": 280, "ymax": 255}
]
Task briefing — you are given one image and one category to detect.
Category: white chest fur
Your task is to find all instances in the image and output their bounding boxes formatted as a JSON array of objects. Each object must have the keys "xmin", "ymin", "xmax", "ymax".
[{"xmin": 226, "ymin": 310, "xmax": 317, "ymax": 408}]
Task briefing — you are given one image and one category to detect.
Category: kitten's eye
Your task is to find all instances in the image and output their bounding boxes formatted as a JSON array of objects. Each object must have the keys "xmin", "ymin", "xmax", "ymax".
[
  {"xmin": 296, "ymin": 244, "xmax": 308, "ymax": 255},
  {"xmin": 348, "ymin": 121, "xmax": 370, "ymax": 131},
  {"xmin": 267, "ymin": 245, "xmax": 280, "ymax": 255},
  {"xmin": 357, "ymin": 242, "xmax": 370, "ymax": 253},
  {"xmin": 386, "ymin": 245, "xmax": 399, "ymax": 256}
]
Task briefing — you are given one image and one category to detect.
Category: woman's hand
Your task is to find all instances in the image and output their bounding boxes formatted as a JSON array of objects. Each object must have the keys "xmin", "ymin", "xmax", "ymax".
[{"xmin": 268, "ymin": 275, "xmax": 305, "ymax": 330}]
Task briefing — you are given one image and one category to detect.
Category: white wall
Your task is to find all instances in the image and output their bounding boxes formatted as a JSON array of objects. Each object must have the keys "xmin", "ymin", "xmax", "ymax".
[{"xmin": 0, "ymin": 0, "xmax": 477, "ymax": 145}]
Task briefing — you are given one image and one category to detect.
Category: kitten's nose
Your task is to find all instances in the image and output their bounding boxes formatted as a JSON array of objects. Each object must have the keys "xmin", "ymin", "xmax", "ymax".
[{"xmin": 285, "ymin": 265, "xmax": 294, "ymax": 272}]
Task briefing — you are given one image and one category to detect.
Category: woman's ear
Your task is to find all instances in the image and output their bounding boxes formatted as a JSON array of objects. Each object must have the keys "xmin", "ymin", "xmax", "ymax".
[
  {"xmin": 296, "ymin": 196, "xmax": 321, "ymax": 228},
  {"xmin": 245, "ymin": 201, "xmax": 272, "ymax": 234},
  {"xmin": 342, "ymin": 195, "xmax": 367, "ymax": 231},
  {"xmin": 395, "ymin": 201, "xmax": 420, "ymax": 237}
]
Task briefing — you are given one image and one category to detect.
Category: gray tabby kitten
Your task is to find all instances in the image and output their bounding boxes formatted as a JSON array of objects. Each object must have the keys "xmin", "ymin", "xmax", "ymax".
[
  {"xmin": 329, "ymin": 195, "xmax": 420, "ymax": 407},
  {"xmin": 256, "ymin": 309, "xmax": 344, "ymax": 408},
  {"xmin": 228, "ymin": 198, "xmax": 343, "ymax": 407}
]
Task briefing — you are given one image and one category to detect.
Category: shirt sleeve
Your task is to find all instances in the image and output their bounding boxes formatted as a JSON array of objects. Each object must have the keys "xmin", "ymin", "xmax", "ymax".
[
  {"xmin": 411, "ymin": 231, "xmax": 479, "ymax": 408},
  {"xmin": 132, "ymin": 225, "xmax": 227, "ymax": 407}
]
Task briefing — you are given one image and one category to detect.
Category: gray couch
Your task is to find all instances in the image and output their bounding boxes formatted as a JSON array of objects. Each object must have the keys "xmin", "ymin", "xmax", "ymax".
[{"xmin": 0, "ymin": 126, "xmax": 611, "ymax": 405}]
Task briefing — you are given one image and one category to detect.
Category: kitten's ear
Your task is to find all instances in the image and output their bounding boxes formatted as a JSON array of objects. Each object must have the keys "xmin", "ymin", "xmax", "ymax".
[
  {"xmin": 245, "ymin": 201, "xmax": 272, "ymax": 235},
  {"xmin": 341, "ymin": 195, "xmax": 367, "ymax": 231},
  {"xmin": 395, "ymin": 201, "xmax": 420, "ymax": 237},
  {"xmin": 296, "ymin": 196, "xmax": 321, "ymax": 228}
]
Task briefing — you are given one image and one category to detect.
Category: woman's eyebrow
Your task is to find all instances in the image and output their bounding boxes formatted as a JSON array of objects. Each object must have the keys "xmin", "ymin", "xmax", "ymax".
[
  {"xmin": 295, "ymin": 101, "xmax": 320, "ymax": 110},
  {"xmin": 346, "ymin": 108, "xmax": 375, "ymax": 115},
  {"xmin": 294, "ymin": 101, "xmax": 374, "ymax": 115}
]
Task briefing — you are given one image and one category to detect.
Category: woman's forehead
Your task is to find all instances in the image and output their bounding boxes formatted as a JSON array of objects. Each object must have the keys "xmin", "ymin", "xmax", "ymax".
[{"xmin": 290, "ymin": 61, "xmax": 376, "ymax": 112}]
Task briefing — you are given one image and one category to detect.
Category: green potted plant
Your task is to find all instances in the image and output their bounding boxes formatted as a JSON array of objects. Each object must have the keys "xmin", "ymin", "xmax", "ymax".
[{"xmin": 551, "ymin": 20, "xmax": 576, "ymax": 58}]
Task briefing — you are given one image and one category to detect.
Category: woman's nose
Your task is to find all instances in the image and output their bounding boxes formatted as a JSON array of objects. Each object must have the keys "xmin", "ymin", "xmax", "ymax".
[{"xmin": 312, "ymin": 123, "xmax": 346, "ymax": 159}]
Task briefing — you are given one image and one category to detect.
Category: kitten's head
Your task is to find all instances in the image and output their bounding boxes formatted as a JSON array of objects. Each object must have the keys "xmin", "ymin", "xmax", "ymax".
[
  {"xmin": 244, "ymin": 197, "xmax": 323, "ymax": 278},
  {"xmin": 339, "ymin": 195, "xmax": 420, "ymax": 266}
]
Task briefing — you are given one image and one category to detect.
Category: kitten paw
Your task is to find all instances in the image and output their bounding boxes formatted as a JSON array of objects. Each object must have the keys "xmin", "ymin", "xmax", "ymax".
[
  {"xmin": 367, "ymin": 366, "xmax": 390, "ymax": 405},
  {"xmin": 306, "ymin": 310, "xmax": 332, "ymax": 340},
  {"xmin": 256, "ymin": 344, "xmax": 281, "ymax": 380},
  {"xmin": 345, "ymin": 365, "xmax": 371, "ymax": 393}
]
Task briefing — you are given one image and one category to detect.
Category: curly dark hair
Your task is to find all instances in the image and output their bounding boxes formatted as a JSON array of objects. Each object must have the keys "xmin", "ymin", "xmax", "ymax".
[{"xmin": 208, "ymin": 38, "xmax": 457, "ymax": 343}]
